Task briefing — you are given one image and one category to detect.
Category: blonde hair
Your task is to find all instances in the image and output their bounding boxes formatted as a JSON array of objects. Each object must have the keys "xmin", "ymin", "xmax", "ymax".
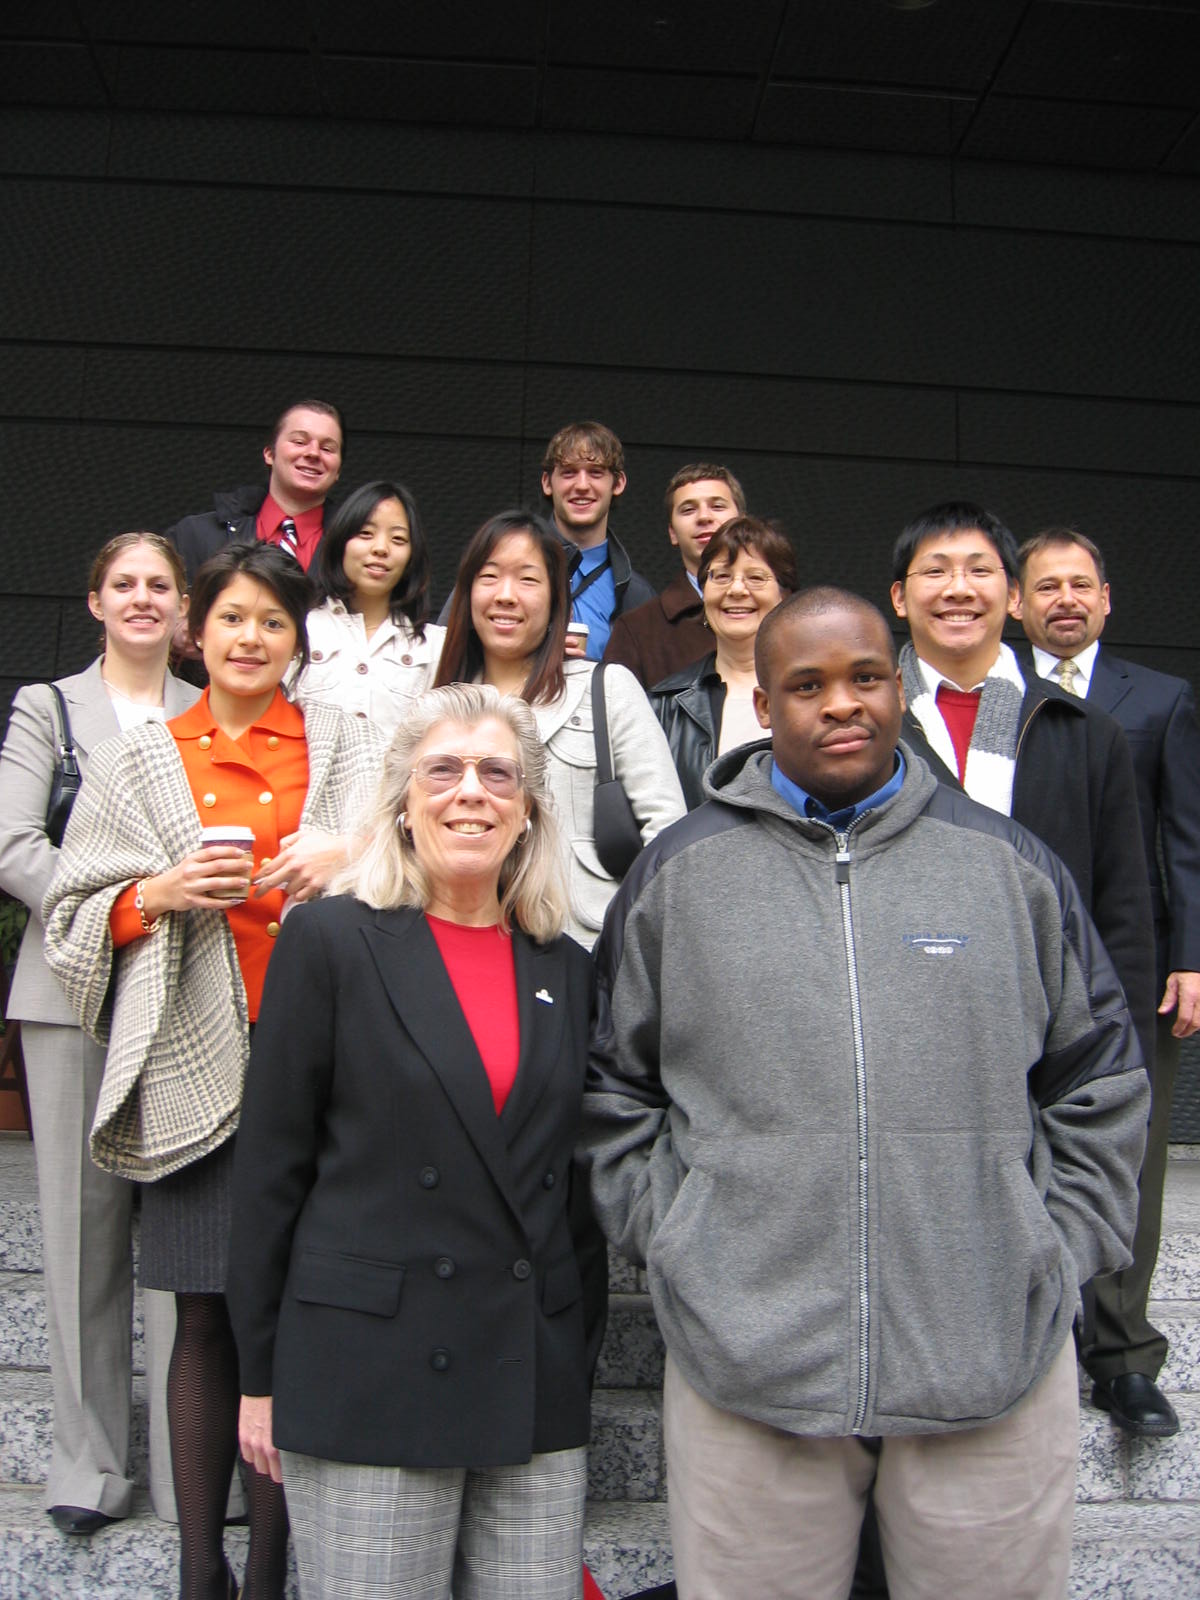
[{"xmin": 336, "ymin": 684, "xmax": 569, "ymax": 944}]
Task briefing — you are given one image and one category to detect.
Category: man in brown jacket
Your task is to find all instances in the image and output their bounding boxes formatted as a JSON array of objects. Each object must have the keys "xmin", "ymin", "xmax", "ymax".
[{"xmin": 604, "ymin": 463, "xmax": 745, "ymax": 689}]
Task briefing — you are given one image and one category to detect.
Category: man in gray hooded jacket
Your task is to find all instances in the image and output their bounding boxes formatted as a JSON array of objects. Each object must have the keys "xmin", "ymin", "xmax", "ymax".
[{"xmin": 583, "ymin": 587, "xmax": 1148, "ymax": 1600}]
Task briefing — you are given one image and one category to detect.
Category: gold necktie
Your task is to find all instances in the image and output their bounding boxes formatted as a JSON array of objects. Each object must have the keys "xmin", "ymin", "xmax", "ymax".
[{"xmin": 1054, "ymin": 657, "xmax": 1079, "ymax": 695}]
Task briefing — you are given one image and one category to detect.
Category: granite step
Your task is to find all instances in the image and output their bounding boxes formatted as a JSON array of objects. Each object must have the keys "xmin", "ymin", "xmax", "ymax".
[
  {"xmin": 584, "ymin": 1500, "xmax": 1200, "ymax": 1600},
  {"xmin": 0, "ymin": 1486, "xmax": 665, "ymax": 1600},
  {"xmin": 596, "ymin": 1291, "xmax": 665, "ymax": 1390},
  {"xmin": 1, "ymin": 1487, "xmax": 1196, "ymax": 1600},
  {"xmin": 0, "ymin": 1484, "xmax": 298, "ymax": 1600},
  {"xmin": 0, "ymin": 1366, "xmax": 666, "ymax": 1506},
  {"xmin": 2, "ymin": 1135, "xmax": 1197, "ymax": 1598}
]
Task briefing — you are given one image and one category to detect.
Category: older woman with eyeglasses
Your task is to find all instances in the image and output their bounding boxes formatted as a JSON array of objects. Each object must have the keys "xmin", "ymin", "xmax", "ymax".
[
  {"xmin": 649, "ymin": 515, "xmax": 797, "ymax": 809},
  {"xmin": 226, "ymin": 684, "xmax": 598, "ymax": 1600}
]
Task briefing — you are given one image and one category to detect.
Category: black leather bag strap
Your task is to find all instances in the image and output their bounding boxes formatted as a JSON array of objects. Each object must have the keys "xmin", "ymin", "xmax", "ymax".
[
  {"xmin": 49, "ymin": 684, "xmax": 80, "ymax": 777},
  {"xmin": 591, "ymin": 663, "xmax": 614, "ymax": 784}
]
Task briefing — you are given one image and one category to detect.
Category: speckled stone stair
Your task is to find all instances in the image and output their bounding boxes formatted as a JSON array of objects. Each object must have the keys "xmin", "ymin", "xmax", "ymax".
[{"xmin": 1, "ymin": 1133, "xmax": 1198, "ymax": 1600}]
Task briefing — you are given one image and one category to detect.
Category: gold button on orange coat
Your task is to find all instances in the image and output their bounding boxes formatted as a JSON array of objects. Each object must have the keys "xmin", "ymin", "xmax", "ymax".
[
  {"xmin": 267, "ymin": 736, "xmax": 280, "ymax": 750},
  {"xmin": 202, "ymin": 793, "xmax": 216, "ymax": 807},
  {"xmin": 198, "ymin": 734, "xmax": 212, "ymax": 750},
  {"xmin": 266, "ymin": 922, "xmax": 280, "ymax": 938},
  {"xmin": 259, "ymin": 791, "xmax": 273, "ymax": 805},
  {"xmin": 260, "ymin": 856, "xmax": 272, "ymax": 868}
]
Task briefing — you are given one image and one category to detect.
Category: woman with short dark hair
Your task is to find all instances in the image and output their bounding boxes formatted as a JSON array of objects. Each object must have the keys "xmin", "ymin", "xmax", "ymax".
[
  {"xmin": 45, "ymin": 541, "xmax": 381, "ymax": 1600},
  {"xmin": 649, "ymin": 516, "xmax": 797, "ymax": 809}
]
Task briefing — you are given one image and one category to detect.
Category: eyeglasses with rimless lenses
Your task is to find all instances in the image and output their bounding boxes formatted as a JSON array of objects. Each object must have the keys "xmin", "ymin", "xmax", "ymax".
[{"xmin": 411, "ymin": 754, "xmax": 525, "ymax": 797}]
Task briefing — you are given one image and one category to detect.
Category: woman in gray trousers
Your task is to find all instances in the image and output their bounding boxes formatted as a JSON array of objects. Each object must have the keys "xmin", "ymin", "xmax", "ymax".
[{"xmin": 0, "ymin": 532, "xmax": 198, "ymax": 1534}]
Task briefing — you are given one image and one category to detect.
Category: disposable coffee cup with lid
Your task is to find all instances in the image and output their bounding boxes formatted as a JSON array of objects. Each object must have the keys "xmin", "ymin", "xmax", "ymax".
[{"xmin": 199, "ymin": 826, "xmax": 255, "ymax": 900}]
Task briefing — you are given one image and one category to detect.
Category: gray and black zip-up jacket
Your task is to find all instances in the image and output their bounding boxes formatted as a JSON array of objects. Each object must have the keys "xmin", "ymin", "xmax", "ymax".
[{"xmin": 583, "ymin": 740, "xmax": 1148, "ymax": 1437}]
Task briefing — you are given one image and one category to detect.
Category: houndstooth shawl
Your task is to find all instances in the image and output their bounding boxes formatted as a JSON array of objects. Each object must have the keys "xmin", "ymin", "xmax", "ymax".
[{"xmin": 43, "ymin": 701, "xmax": 383, "ymax": 1181}]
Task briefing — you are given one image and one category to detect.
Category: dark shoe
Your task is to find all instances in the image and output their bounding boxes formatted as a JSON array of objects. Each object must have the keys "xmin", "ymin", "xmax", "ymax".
[
  {"xmin": 49, "ymin": 1504, "xmax": 118, "ymax": 1536},
  {"xmin": 1091, "ymin": 1372, "xmax": 1180, "ymax": 1437}
]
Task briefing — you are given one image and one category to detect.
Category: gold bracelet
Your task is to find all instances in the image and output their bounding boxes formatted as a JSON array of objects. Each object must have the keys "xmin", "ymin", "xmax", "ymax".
[{"xmin": 134, "ymin": 880, "xmax": 162, "ymax": 934}]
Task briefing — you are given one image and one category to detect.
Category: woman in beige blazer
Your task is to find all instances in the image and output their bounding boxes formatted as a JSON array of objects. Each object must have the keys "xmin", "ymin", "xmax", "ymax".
[{"xmin": 0, "ymin": 534, "xmax": 198, "ymax": 1535}]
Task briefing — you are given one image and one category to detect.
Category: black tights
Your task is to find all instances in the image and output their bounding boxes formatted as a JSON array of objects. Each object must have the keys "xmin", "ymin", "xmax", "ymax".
[{"xmin": 169, "ymin": 1292, "xmax": 290, "ymax": 1600}]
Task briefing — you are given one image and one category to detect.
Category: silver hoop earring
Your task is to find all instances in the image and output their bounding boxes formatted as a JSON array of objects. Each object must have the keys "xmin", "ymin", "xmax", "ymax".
[{"xmin": 396, "ymin": 812, "xmax": 411, "ymax": 838}]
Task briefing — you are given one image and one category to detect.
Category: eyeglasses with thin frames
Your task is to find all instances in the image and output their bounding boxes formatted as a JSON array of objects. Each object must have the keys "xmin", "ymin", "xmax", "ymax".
[
  {"xmin": 905, "ymin": 562, "xmax": 1007, "ymax": 586},
  {"xmin": 411, "ymin": 754, "xmax": 524, "ymax": 797}
]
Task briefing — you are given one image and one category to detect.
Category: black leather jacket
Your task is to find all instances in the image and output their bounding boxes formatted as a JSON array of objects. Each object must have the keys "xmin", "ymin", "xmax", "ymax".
[{"xmin": 649, "ymin": 652, "xmax": 726, "ymax": 811}]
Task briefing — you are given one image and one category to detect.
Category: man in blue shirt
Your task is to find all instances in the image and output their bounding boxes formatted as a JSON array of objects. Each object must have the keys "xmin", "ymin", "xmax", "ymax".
[{"xmin": 540, "ymin": 421, "xmax": 655, "ymax": 660}]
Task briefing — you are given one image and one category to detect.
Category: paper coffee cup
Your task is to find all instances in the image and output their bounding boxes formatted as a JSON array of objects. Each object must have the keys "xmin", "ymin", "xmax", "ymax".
[{"xmin": 200, "ymin": 826, "xmax": 255, "ymax": 899}]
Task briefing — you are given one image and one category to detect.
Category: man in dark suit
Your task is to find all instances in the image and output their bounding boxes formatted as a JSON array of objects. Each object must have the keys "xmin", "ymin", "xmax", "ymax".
[
  {"xmin": 1016, "ymin": 526, "xmax": 1200, "ymax": 1438},
  {"xmin": 166, "ymin": 397, "xmax": 344, "ymax": 584}
]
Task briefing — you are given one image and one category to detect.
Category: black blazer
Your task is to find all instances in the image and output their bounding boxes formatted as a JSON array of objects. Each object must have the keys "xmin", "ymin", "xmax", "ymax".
[
  {"xmin": 902, "ymin": 673, "xmax": 1156, "ymax": 1069},
  {"xmin": 227, "ymin": 897, "xmax": 596, "ymax": 1469},
  {"xmin": 1087, "ymin": 648, "xmax": 1200, "ymax": 988}
]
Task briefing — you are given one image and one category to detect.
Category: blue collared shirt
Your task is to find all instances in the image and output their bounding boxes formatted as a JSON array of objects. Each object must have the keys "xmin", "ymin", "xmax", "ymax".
[
  {"xmin": 770, "ymin": 749, "xmax": 906, "ymax": 832},
  {"xmin": 570, "ymin": 542, "xmax": 618, "ymax": 660}
]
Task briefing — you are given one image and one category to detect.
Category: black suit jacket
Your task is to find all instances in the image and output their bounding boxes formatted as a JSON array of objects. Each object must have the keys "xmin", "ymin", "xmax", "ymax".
[
  {"xmin": 903, "ymin": 673, "xmax": 1156, "ymax": 1068},
  {"xmin": 1086, "ymin": 649, "xmax": 1200, "ymax": 988},
  {"xmin": 227, "ymin": 897, "xmax": 596, "ymax": 1469}
]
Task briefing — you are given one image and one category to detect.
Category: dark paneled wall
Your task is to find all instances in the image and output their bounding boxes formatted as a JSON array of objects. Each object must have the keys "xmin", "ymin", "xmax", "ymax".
[{"xmin": 2, "ymin": 106, "xmax": 1198, "ymax": 713}]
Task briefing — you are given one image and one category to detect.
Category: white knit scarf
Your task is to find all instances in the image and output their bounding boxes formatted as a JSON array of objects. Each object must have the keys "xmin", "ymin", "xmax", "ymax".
[{"xmin": 900, "ymin": 641, "xmax": 1026, "ymax": 817}]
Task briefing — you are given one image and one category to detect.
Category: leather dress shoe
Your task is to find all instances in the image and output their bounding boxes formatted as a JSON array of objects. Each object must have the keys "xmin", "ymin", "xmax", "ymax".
[
  {"xmin": 49, "ymin": 1504, "xmax": 118, "ymax": 1536},
  {"xmin": 1091, "ymin": 1372, "xmax": 1179, "ymax": 1437}
]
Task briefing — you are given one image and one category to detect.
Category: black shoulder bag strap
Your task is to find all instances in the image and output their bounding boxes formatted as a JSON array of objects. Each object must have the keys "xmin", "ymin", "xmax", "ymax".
[{"xmin": 590, "ymin": 665, "xmax": 643, "ymax": 880}]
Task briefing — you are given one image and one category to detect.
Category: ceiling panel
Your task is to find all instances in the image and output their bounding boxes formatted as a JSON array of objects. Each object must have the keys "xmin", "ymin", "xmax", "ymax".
[
  {"xmin": 310, "ymin": 1, "xmax": 544, "ymax": 61},
  {"xmin": 997, "ymin": 2, "xmax": 1200, "ymax": 107},
  {"xmin": 79, "ymin": 0, "xmax": 298, "ymax": 49},
  {"xmin": 1164, "ymin": 113, "xmax": 1200, "ymax": 174},
  {"xmin": 0, "ymin": 42, "xmax": 106, "ymax": 107},
  {"xmin": 0, "ymin": 1, "xmax": 82, "ymax": 40},
  {"xmin": 0, "ymin": 0, "xmax": 1197, "ymax": 174},
  {"xmin": 542, "ymin": 68, "xmax": 760, "ymax": 141},
  {"xmin": 962, "ymin": 94, "xmax": 1192, "ymax": 169},
  {"xmin": 320, "ymin": 58, "xmax": 538, "ymax": 129},
  {"xmin": 547, "ymin": 0, "xmax": 785, "ymax": 74},
  {"xmin": 96, "ymin": 44, "xmax": 318, "ymax": 115},
  {"xmin": 772, "ymin": 0, "xmax": 1028, "ymax": 91},
  {"xmin": 758, "ymin": 83, "xmax": 975, "ymax": 154}
]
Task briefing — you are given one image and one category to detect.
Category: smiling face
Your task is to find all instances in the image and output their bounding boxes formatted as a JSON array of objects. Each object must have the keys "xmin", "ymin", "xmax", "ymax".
[
  {"xmin": 703, "ymin": 546, "xmax": 785, "ymax": 647},
  {"xmin": 470, "ymin": 530, "xmax": 553, "ymax": 671},
  {"xmin": 341, "ymin": 496, "xmax": 411, "ymax": 606},
  {"xmin": 196, "ymin": 574, "xmax": 298, "ymax": 702},
  {"xmin": 263, "ymin": 406, "xmax": 343, "ymax": 510},
  {"xmin": 406, "ymin": 717, "xmax": 530, "ymax": 919},
  {"xmin": 754, "ymin": 604, "xmax": 904, "ymax": 810},
  {"xmin": 1017, "ymin": 543, "xmax": 1110, "ymax": 658},
  {"xmin": 540, "ymin": 457, "xmax": 626, "ymax": 549},
  {"xmin": 88, "ymin": 541, "xmax": 187, "ymax": 659},
  {"xmin": 669, "ymin": 478, "xmax": 741, "ymax": 575},
  {"xmin": 890, "ymin": 528, "xmax": 1018, "ymax": 688}
]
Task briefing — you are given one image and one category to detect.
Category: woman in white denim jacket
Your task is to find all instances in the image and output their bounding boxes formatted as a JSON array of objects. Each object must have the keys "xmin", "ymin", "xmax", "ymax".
[
  {"xmin": 435, "ymin": 510, "xmax": 684, "ymax": 948},
  {"xmin": 289, "ymin": 480, "xmax": 444, "ymax": 738}
]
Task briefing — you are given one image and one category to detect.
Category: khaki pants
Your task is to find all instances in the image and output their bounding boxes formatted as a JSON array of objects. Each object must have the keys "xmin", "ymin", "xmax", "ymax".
[{"xmin": 664, "ymin": 1336, "xmax": 1078, "ymax": 1600}]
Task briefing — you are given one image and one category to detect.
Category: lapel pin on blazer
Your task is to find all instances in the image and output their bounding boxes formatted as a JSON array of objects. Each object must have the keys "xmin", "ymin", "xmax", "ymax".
[{"xmin": 535, "ymin": 988, "xmax": 554, "ymax": 1005}]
